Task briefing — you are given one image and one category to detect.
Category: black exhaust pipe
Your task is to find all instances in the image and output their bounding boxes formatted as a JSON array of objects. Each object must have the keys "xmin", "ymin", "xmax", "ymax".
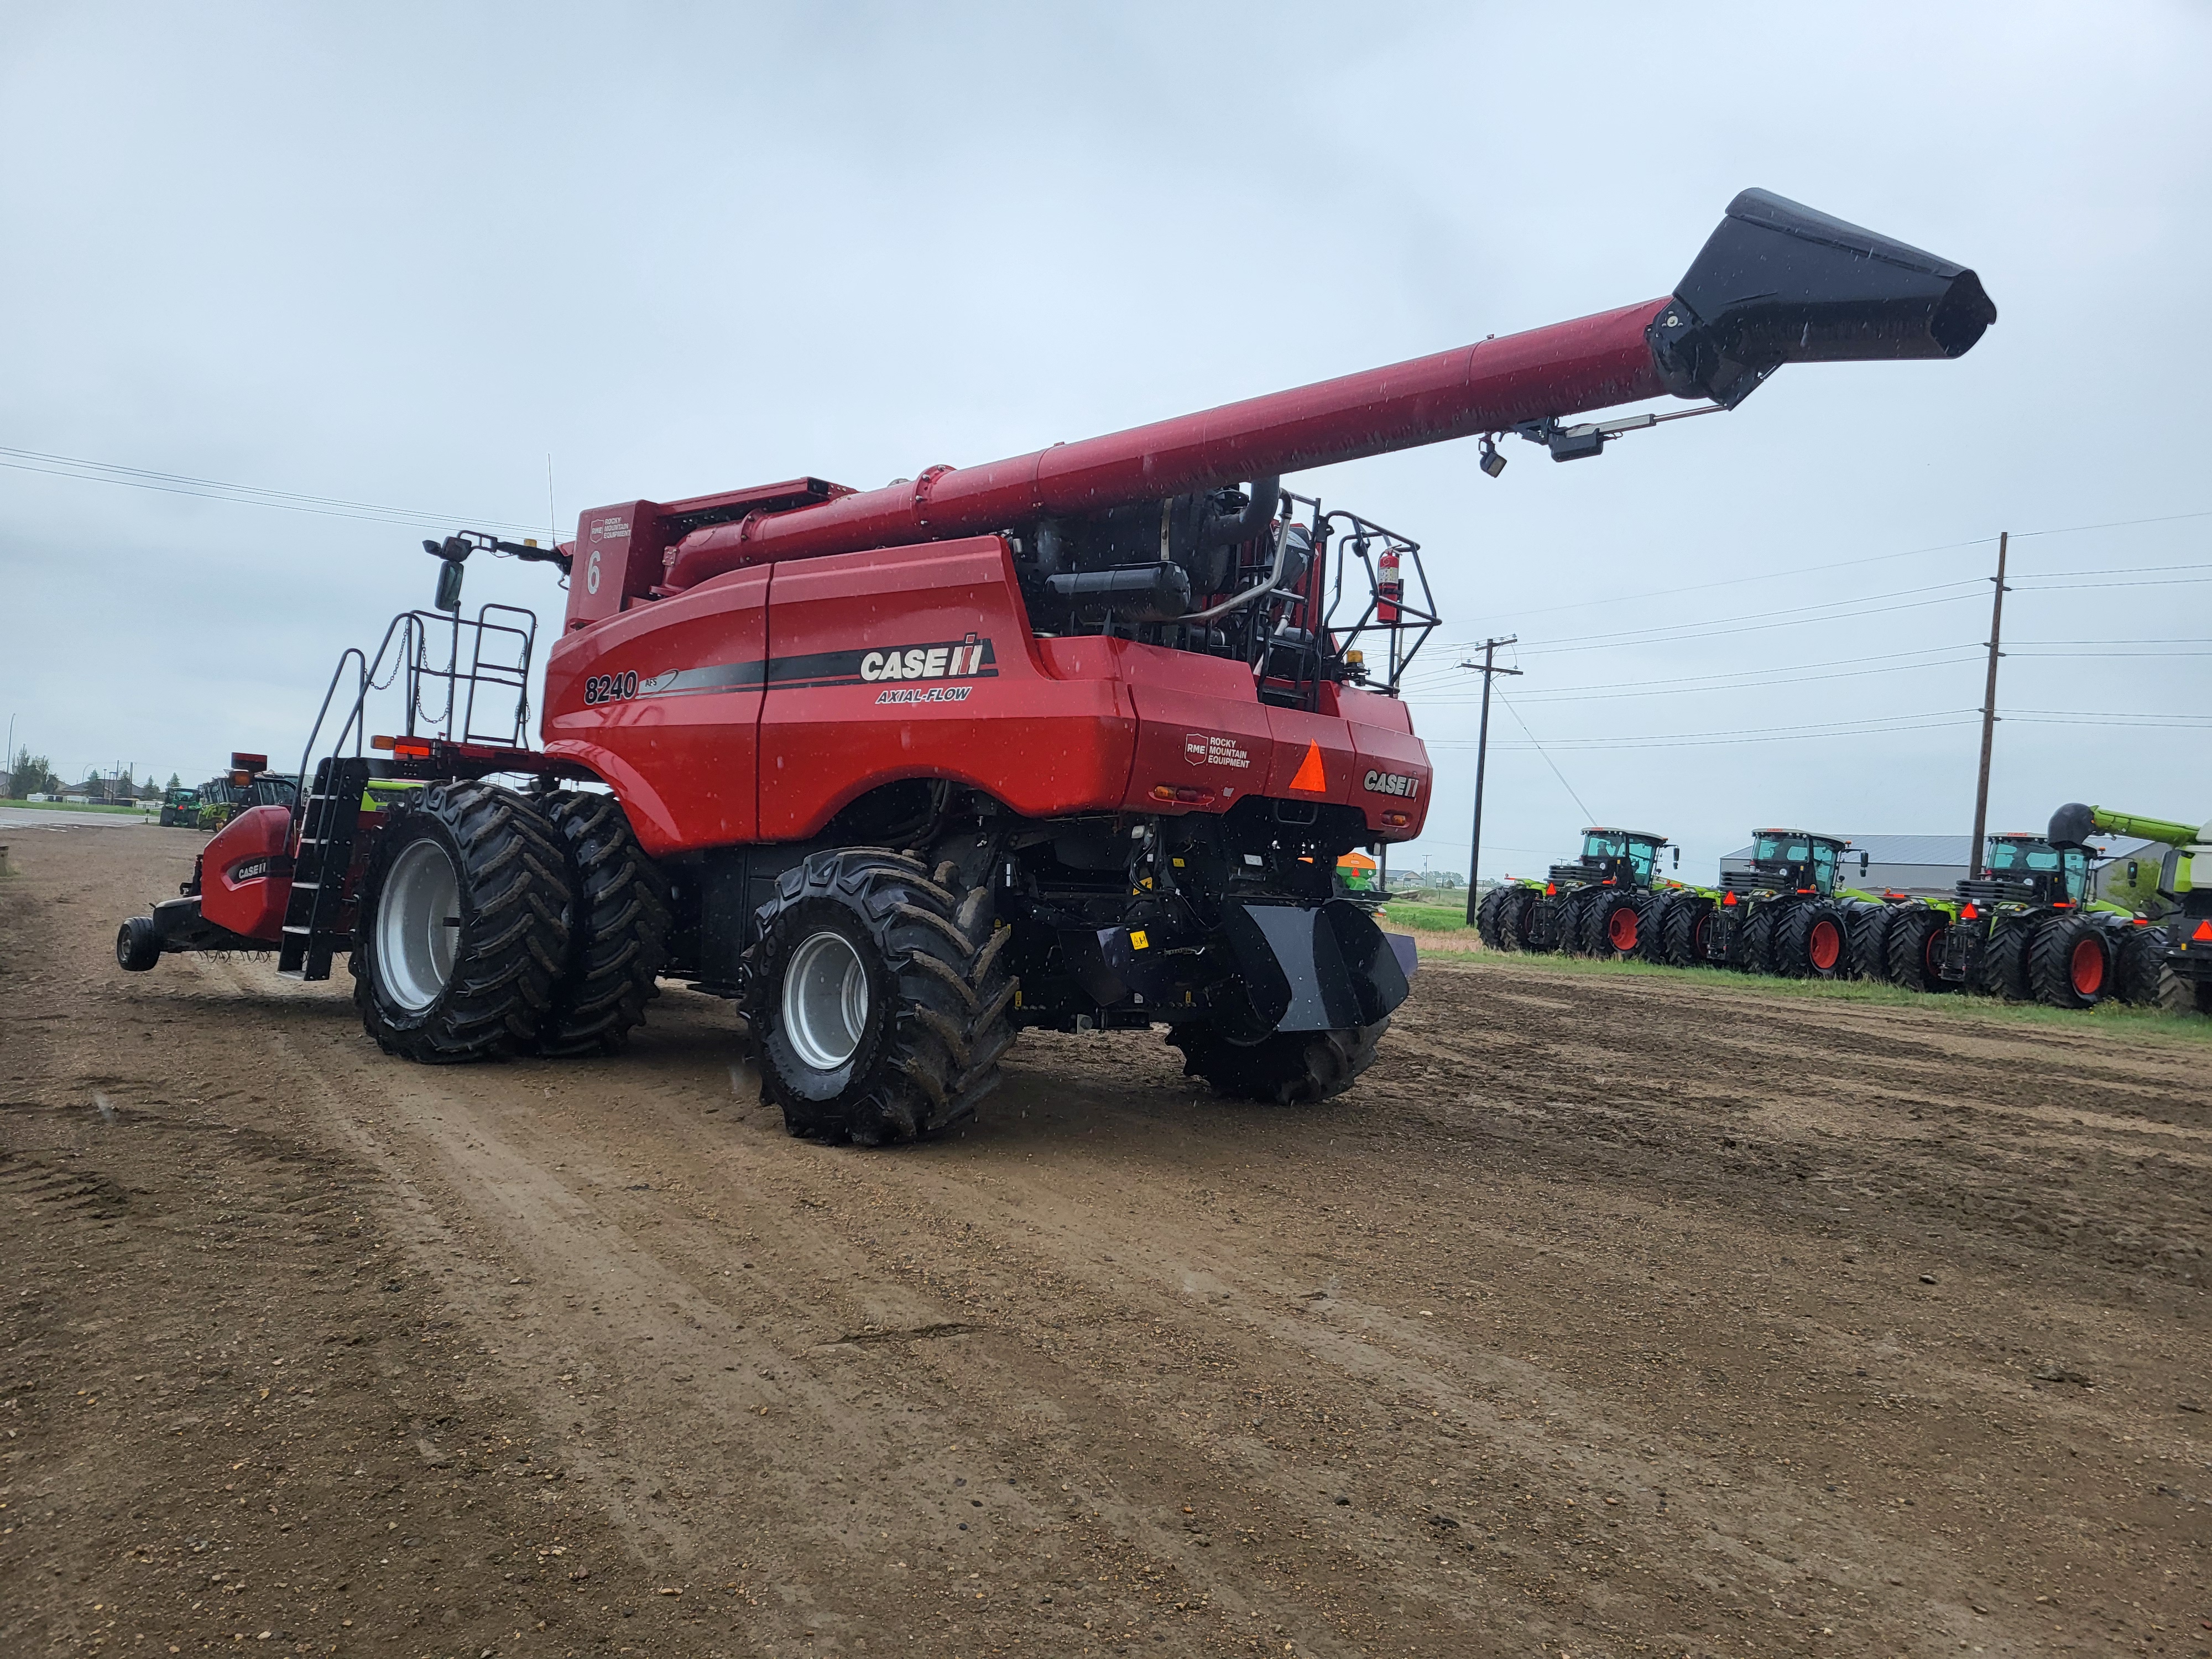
[{"xmin": 1651, "ymin": 188, "xmax": 1997, "ymax": 407}]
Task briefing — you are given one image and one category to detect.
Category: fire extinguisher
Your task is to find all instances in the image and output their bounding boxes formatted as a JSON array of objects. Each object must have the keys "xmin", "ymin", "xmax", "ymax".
[{"xmin": 1376, "ymin": 546, "xmax": 1402, "ymax": 623}]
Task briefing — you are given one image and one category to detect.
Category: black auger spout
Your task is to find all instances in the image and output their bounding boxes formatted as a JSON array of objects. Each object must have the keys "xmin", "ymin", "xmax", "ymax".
[{"xmin": 1650, "ymin": 188, "xmax": 1999, "ymax": 407}]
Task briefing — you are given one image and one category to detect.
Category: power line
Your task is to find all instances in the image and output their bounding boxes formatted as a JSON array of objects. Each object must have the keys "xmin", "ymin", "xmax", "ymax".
[
  {"xmin": 1409, "ymin": 646, "xmax": 1984, "ymax": 706},
  {"xmin": 1424, "ymin": 507, "xmax": 2211, "ymax": 651},
  {"xmin": 1428, "ymin": 709, "xmax": 1984, "ymax": 753},
  {"xmin": 0, "ymin": 445, "xmax": 551, "ymax": 539},
  {"xmin": 1401, "ymin": 591, "xmax": 1987, "ymax": 681},
  {"xmin": 1493, "ymin": 692, "xmax": 1595, "ymax": 820}
]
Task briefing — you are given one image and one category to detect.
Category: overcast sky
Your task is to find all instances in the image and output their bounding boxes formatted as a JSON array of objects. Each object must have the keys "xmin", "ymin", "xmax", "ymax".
[{"xmin": 3, "ymin": 4, "xmax": 2206, "ymax": 878}]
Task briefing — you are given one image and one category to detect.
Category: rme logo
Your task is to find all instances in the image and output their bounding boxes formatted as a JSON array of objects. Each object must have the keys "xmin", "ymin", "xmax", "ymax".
[
  {"xmin": 858, "ymin": 636, "xmax": 994, "ymax": 682},
  {"xmin": 1363, "ymin": 769, "xmax": 1420, "ymax": 798}
]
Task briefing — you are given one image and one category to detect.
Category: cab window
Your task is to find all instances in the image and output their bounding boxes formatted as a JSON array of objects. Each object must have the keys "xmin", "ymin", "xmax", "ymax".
[
  {"xmin": 1627, "ymin": 840, "xmax": 1657, "ymax": 883},
  {"xmin": 1584, "ymin": 832, "xmax": 1625, "ymax": 861},
  {"xmin": 1812, "ymin": 843, "xmax": 1837, "ymax": 894},
  {"xmin": 2062, "ymin": 847, "xmax": 2088, "ymax": 905}
]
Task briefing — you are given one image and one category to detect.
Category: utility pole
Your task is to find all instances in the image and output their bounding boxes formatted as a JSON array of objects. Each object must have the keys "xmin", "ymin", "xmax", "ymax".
[
  {"xmin": 1461, "ymin": 637, "xmax": 1522, "ymax": 926},
  {"xmin": 1968, "ymin": 531, "xmax": 2009, "ymax": 878}
]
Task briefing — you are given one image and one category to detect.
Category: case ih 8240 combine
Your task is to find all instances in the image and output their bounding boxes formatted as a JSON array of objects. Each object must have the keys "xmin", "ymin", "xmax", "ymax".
[{"xmin": 118, "ymin": 191, "xmax": 1992, "ymax": 1142}]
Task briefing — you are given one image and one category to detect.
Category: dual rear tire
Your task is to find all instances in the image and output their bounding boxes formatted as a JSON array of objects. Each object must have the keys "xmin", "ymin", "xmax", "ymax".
[
  {"xmin": 1772, "ymin": 903, "xmax": 1849, "ymax": 980},
  {"xmin": 1579, "ymin": 890, "xmax": 1646, "ymax": 959},
  {"xmin": 2028, "ymin": 914, "xmax": 2115, "ymax": 1009}
]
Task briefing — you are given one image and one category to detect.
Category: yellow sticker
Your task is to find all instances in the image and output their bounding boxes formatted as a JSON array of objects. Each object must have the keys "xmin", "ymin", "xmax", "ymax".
[{"xmin": 1130, "ymin": 930, "xmax": 1150, "ymax": 950}]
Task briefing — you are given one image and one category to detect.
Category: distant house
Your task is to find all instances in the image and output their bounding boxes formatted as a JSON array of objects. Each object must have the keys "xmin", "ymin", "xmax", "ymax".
[{"xmin": 1720, "ymin": 833, "xmax": 1973, "ymax": 898}]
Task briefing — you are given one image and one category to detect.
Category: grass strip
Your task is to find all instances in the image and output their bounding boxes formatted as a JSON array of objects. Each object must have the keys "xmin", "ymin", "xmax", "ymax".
[{"xmin": 1397, "ymin": 935, "xmax": 2212, "ymax": 1045}]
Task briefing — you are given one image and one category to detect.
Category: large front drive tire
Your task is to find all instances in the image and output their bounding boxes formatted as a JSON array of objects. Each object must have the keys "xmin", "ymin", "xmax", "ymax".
[
  {"xmin": 747, "ymin": 849, "xmax": 1016, "ymax": 1145},
  {"xmin": 1168, "ymin": 1018, "xmax": 1388, "ymax": 1107},
  {"xmin": 536, "ymin": 790, "xmax": 671, "ymax": 1057},
  {"xmin": 351, "ymin": 781, "xmax": 573, "ymax": 1063}
]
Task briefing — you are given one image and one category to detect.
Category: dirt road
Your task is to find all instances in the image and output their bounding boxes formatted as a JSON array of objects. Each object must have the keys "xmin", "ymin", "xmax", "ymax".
[{"xmin": 4, "ymin": 826, "xmax": 2209, "ymax": 1658}]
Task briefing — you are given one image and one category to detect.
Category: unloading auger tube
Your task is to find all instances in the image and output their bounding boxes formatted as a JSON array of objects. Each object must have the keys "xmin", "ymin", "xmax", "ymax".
[
  {"xmin": 661, "ymin": 188, "xmax": 1995, "ymax": 589},
  {"xmin": 113, "ymin": 186, "xmax": 1998, "ymax": 1143}
]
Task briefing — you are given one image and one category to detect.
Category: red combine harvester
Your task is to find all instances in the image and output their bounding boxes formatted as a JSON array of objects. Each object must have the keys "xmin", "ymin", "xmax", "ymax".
[{"xmin": 119, "ymin": 190, "xmax": 1994, "ymax": 1142}]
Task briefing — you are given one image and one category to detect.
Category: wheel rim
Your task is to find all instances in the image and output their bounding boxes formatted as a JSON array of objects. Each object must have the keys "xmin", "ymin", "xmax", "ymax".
[
  {"xmin": 377, "ymin": 837, "xmax": 461, "ymax": 1012},
  {"xmin": 1608, "ymin": 906, "xmax": 1639, "ymax": 952},
  {"xmin": 1809, "ymin": 919, "xmax": 1841, "ymax": 972},
  {"xmin": 2070, "ymin": 936, "xmax": 2105, "ymax": 997},
  {"xmin": 783, "ymin": 929, "xmax": 869, "ymax": 1073}
]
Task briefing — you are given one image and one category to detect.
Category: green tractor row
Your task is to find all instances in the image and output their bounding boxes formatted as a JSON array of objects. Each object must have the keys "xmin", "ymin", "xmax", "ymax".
[
  {"xmin": 1479, "ymin": 807, "xmax": 2208, "ymax": 1019},
  {"xmin": 1870, "ymin": 805, "xmax": 2208, "ymax": 1013},
  {"xmin": 1653, "ymin": 829, "xmax": 1885, "ymax": 978},
  {"xmin": 1478, "ymin": 826, "xmax": 1875, "ymax": 978},
  {"xmin": 1475, "ymin": 828, "xmax": 1686, "ymax": 959}
]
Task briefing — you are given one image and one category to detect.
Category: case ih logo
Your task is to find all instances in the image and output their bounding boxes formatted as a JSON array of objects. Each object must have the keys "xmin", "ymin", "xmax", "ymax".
[
  {"xmin": 858, "ymin": 636, "xmax": 994, "ymax": 682},
  {"xmin": 1363, "ymin": 769, "xmax": 1420, "ymax": 798}
]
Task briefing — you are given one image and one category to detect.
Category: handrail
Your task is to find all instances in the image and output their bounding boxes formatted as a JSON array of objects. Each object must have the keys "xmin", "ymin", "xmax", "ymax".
[{"xmin": 290, "ymin": 605, "xmax": 540, "ymax": 830}]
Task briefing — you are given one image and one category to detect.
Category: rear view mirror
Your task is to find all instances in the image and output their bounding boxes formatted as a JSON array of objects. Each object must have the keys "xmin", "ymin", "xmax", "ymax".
[
  {"xmin": 2128, "ymin": 859, "xmax": 2140, "ymax": 884},
  {"xmin": 1860, "ymin": 851, "xmax": 1870, "ymax": 874},
  {"xmin": 434, "ymin": 559, "xmax": 465, "ymax": 613},
  {"xmin": 1672, "ymin": 847, "xmax": 1679, "ymax": 868}
]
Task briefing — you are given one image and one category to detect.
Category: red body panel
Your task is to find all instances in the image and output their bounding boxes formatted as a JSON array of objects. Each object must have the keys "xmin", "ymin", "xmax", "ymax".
[
  {"xmin": 200, "ymin": 805, "xmax": 293, "ymax": 941},
  {"xmin": 757, "ymin": 540, "xmax": 1134, "ymax": 840},
  {"xmin": 545, "ymin": 536, "xmax": 1432, "ymax": 853},
  {"xmin": 545, "ymin": 568, "xmax": 771, "ymax": 856},
  {"xmin": 664, "ymin": 299, "xmax": 1668, "ymax": 589}
]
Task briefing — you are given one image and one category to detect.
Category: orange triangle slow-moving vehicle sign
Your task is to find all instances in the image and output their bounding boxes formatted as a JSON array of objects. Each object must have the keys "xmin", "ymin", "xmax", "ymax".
[
  {"xmin": 2195, "ymin": 919, "xmax": 2212, "ymax": 942},
  {"xmin": 1288, "ymin": 741, "xmax": 1328, "ymax": 794}
]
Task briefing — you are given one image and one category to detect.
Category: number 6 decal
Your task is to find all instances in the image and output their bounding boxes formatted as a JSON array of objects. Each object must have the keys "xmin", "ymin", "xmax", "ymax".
[{"xmin": 586, "ymin": 548, "xmax": 603, "ymax": 595}]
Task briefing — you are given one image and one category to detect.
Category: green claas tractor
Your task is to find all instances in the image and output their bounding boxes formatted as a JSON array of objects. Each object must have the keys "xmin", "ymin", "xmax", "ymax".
[
  {"xmin": 1659, "ymin": 829, "xmax": 1869, "ymax": 978},
  {"xmin": 1882, "ymin": 828, "xmax": 2129, "ymax": 1006},
  {"xmin": 1476, "ymin": 827, "xmax": 1680, "ymax": 959},
  {"xmin": 2047, "ymin": 802, "xmax": 2211, "ymax": 1016}
]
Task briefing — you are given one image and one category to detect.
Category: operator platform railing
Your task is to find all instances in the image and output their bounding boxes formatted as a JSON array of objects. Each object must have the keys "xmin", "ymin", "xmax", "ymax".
[{"xmin": 291, "ymin": 604, "xmax": 539, "ymax": 815}]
